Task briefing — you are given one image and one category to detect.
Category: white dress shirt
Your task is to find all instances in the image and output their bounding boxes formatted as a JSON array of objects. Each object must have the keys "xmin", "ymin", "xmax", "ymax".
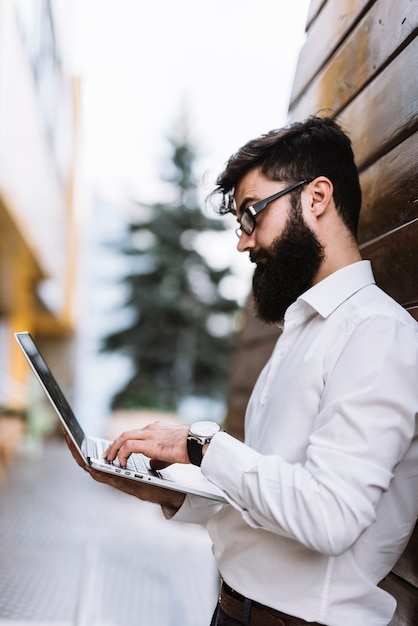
[{"xmin": 171, "ymin": 261, "xmax": 418, "ymax": 626}]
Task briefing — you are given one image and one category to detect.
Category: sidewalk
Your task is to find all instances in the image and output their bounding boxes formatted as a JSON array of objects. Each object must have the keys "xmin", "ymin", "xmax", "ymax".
[{"xmin": 0, "ymin": 437, "xmax": 219, "ymax": 626}]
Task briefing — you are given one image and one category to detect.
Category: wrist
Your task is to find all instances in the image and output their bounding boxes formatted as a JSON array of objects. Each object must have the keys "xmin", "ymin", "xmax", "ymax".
[{"xmin": 187, "ymin": 421, "xmax": 221, "ymax": 466}]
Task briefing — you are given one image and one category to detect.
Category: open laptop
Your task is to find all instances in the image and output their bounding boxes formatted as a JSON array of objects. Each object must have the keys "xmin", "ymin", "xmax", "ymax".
[{"xmin": 14, "ymin": 331, "xmax": 226, "ymax": 503}]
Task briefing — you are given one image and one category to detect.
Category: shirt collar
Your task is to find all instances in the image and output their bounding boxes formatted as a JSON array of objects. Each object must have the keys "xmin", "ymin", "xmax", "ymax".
[{"xmin": 297, "ymin": 260, "xmax": 376, "ymax": 319}]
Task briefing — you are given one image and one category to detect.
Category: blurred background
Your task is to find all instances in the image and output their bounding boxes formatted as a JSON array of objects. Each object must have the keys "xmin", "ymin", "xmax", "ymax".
[
  {"xmin": 0, "ymin": 1, "xmax": 309, "ymax": 624},
  {"xmin": 0, "ymin": 0, "xmax": 309, "ymax": 445}
]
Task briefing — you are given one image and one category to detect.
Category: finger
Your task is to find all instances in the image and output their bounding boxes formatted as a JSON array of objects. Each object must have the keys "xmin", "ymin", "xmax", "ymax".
[
  {"xmin": 104, "ymin": 429, "xmax": 143, "ymax": 461},
  {"xmin": 104, "ymin": 425, "xmax": 165, "ymax": 463},
  {"xmin": 104, "ymin": 422, "xmax": 179, "ymax": 460}
]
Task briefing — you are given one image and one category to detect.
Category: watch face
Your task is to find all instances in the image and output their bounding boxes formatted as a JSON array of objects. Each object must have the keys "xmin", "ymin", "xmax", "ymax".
[{"xmin": 190, "ymin": 420, "xmax": 220, "ymax": 438}]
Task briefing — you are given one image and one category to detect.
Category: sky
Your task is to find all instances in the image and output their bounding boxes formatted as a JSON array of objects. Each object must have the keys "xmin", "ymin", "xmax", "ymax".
[
  {"xmin": 74, "ymin": 1, "xmax": 310, "ymax": 205},
  {"xmin": 70, "ymin": 1, "xmax": 311, "ymax": 429},
  {"xmin": 71, "ymin": 0, "xmax": 311, "ymax": 294}
]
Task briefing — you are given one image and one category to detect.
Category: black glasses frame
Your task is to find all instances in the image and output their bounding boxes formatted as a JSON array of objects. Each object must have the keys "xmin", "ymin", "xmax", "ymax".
[{"xmin": 235, "ymin": 178, "xmax": 313, "ymax": 238}]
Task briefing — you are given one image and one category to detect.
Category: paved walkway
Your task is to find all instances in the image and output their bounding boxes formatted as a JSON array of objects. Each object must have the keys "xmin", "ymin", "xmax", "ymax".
[{"xmin": 0, "ymin": 438, "xmax": 219, "ymax": 626}]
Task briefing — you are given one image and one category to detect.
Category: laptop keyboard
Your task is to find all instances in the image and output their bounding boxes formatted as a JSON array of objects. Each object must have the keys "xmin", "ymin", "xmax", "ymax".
[
  {"xmin": 112, "ymin": 453, "xmax": 148, "ymax": 473},
  {"xmin": 86, "ymin": 438, "xmax": 173, "ymax": 481}
]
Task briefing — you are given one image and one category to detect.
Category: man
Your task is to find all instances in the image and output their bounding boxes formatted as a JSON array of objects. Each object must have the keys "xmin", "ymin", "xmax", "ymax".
[{"xmin": 68, "ymin": 116, "xmax": 418, "ymax": 625}]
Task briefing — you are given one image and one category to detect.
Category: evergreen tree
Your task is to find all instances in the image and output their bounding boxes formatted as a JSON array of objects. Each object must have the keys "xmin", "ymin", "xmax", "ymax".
[{"xmin": 101, "ymin": 126, "xmax": 240, "ymax": 412}]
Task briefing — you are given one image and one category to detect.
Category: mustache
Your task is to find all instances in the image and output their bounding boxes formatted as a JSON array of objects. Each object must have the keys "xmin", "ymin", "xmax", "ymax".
[{"xmin": 250, "ymin": 249, "xmax": 271, "ymax": 264}]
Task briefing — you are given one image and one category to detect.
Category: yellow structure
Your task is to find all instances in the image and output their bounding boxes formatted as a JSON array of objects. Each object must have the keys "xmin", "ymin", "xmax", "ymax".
[{"xmin": 0, "ymin": 0, "xmax": 80, "ymax": 412}]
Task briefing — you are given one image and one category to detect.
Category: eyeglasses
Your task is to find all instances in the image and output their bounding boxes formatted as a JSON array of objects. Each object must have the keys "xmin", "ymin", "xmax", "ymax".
[{"xmin": 235, "ymin": 178, "xmax": 313, "ymax": 238}]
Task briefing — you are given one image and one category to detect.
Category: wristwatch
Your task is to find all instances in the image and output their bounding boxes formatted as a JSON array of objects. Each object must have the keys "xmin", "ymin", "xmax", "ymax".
[{"xmin": 187, "ymin": 420, "xmax": 221, "ymax": 466}]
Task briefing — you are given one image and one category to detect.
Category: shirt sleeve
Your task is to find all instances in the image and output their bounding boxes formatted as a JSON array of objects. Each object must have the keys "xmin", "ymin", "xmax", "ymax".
[{"xmin": 201, "ymin": 314, "xmax": 418, "ymax": 556}]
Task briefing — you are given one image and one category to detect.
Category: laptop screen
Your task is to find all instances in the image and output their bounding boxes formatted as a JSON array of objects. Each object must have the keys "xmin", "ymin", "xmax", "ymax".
[{"xmin": 15, "ymin": 332, "xmax": 85, "ymax": 449}]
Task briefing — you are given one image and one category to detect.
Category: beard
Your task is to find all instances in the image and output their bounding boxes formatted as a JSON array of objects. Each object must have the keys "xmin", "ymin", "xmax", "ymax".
[{"xmin": 252, "ymin": 197, "xmax": 325, "ymax": 323}]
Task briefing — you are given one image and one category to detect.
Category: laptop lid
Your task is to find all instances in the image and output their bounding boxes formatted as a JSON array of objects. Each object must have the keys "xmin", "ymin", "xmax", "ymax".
[
  {"xmin": 15, "ymin": 331, "xmax": 86, "ymax": 458},
  {"xmin": 14, "ymin": 331, "xmax": 227, "ymax": 502}
]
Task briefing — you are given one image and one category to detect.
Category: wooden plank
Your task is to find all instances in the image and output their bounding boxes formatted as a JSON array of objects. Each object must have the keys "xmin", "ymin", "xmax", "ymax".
[
  {"xmin": 360, "ymin": 219, "xmax": 418, "ymax": 307},
  {"xmin": 358, "ymin": 133, "xmax": 418, "ymax": 244},
  {"xmin": 290, "ymin": 0, "xmax": 376, "ymax": 106},
  {"xmin": 290, "ymin": 37, "xmax": 418, "ymax": 171},
  {"xmin": 289, "ymin": 0, "xmax": 418, "ymax": 117},
  {"xmin": 339, "ymin": 37, "xmax": 418, "ymax": 171}
]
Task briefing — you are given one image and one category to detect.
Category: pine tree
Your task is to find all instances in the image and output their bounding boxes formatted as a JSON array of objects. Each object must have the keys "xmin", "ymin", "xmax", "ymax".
[{"xmin": 100, "ymin": 126, "xmax": 240, "ymax": 412}]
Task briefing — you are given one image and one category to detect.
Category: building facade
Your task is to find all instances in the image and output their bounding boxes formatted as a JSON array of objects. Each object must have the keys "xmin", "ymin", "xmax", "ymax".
[{"xmin": 0, "ymin": 0, "xmax": 79, "ymax": 413}]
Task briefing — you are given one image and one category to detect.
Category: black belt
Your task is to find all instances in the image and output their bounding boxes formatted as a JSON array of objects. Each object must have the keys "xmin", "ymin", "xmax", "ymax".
[{"xmin": 219, "ymin": 581, "xmax": 323, "ymax": 626}]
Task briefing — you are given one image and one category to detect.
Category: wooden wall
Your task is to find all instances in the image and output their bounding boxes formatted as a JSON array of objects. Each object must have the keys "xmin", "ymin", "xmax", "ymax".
[{"xmin": 224, "ymin": 1, "xmax": 418, "ymax": 623}]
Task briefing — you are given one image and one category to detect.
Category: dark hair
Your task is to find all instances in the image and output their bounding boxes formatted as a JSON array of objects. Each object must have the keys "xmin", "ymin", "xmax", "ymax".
[{"xmin": 209, "ymin": 115, "xmax": 362, "ymax": 237}]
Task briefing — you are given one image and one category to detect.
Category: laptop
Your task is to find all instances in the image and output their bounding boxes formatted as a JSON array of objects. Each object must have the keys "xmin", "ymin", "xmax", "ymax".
[{"xmin": 14, "ymin": 331, "xmax": 226, "ymax": 503}]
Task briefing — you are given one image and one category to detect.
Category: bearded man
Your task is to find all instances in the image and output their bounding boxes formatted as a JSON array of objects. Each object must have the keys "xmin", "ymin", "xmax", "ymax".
[{"xmin": 67, "ymin": 116, "xmax": 418, "ymax": 626}]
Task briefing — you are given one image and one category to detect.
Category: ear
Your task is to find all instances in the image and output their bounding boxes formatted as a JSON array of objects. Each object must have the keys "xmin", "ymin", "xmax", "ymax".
[{"xmin": 309, "ymin": 176, "xmax": 334, "ymax": 218}]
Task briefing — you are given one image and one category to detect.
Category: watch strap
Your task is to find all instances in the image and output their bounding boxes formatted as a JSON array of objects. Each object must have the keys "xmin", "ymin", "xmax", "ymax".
[{"xmin": 187, "ymin": 436, "xmax": 205, "ymax": 466}]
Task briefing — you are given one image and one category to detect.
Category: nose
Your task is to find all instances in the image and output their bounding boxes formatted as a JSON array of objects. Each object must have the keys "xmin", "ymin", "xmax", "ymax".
[{"xmin": 237, "ymin": 230, "xmax": 256, "ymax": 253}]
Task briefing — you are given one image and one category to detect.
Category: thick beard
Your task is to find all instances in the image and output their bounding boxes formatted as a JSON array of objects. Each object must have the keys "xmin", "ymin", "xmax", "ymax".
[{"xmin": 252, "ymin": 197, "xmax": 325, "ymax": 323}]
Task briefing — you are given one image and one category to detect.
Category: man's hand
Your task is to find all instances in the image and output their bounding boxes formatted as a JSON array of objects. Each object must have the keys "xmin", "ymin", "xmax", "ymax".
[
  {"xmin": 103, "ymin": 421, "xmax": 190, "ymax": 469},
  {"xmin": 62, "ymin": 429, "xmax": 186, "ymax": 510}
]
